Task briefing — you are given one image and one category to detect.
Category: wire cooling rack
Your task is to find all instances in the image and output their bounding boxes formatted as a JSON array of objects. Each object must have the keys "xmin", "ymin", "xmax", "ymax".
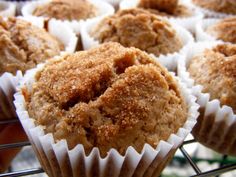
[{"xmin": 1, "ymin": 119, "xmax": 236, "ymax": 177}]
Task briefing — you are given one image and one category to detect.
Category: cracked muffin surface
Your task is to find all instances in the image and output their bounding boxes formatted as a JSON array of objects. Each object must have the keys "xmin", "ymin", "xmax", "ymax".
[
  {"xmin": 33, "ymin": 0, "xmax": 96, "ymax": 20},
  {"xmin": 206, "ymin": 17, "xmax": 236, "ymax": 44},
  {"xmin": 188, "ymin": 44, "xmax": 236, "ymax": 113},
  {"xmin": 91, "ymin": 8, "xmax": 183, "ymax": 57},
  {"xmin": 0, "ymin": 17, "xmax": 63, "ymax": 75},
  {"xmin": 24, "ymin": 42, "xmax": 187, "ymax": 157},
  {"xmin": 193, "ymin": 0, "xmax": 236, "ymax": 14}
]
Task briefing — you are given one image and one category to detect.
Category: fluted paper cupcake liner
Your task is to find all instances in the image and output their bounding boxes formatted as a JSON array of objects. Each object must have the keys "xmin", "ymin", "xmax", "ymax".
[
  {"xmin": 101, "ymin": 0, "xmax": 121, "ymax": 10},
  {"xmin": 177, "ymin": 42, "xmax": 236, "ymax": 156},
  {"xmin": 119, "ymin": 0, "xmax": 203, "ymax": 33},
  {"xmin": 14, "ymin": 55, "xmax": 199, "ymax": 177},
  {"xmin": 190, "ymin": 0, "xmax": 235, "ymax": 18},
  {"xmin": 81, "ymin": 17, "xmax": 194, "ymax": 71},
  {"xmin": 195, "ymin": 18, "xmax": 223, "ymax": 42},
  {"xmin": 0, "ymin": 1, "xmax": 16, "ymax": 17},
  {"xmin": 0, "ymin": 72, "xmax": 22, "ymax": 120}
]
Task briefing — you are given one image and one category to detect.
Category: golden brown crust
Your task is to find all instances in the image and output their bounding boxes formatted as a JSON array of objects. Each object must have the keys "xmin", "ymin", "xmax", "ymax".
[
  {"xmin": 0, "ymin": 17, "xmax": 63, "ymax": 75},
  {"xmin": 188, "ymin": 44, "xmax": 236, "ymax": 113},
  {"xmin": 33, "ymin": 0, "xmax": 96, "ymax": 21},
  {"xmin": 206, "ymin": 17, "xmax": 236, "ymax": 44},
  {"xmin": 26, "ymin": 42, "xmax": 187, "ymax": 156},
  {"xmin": 193, "ymin": 0, "xmax": 236, "ymax": 14},
  {"xmin": 91, "ymin": 8, "xmax": 183, "ymax": 57}
]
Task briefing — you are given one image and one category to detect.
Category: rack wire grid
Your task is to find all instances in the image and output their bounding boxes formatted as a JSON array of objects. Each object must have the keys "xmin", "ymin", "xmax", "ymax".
[{"xmin": 1, "ymin": 118, "xmax": 236, "ymax": 177}]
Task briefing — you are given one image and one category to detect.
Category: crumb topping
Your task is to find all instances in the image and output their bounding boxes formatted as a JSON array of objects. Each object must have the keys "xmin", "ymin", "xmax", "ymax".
[
  {"xmin": 33, "ymin": 0, "xmax": 96, "ymax": 20},
  {"xmin": 91, "ymin": 8, "xmax": 183, "ymax": 57},
  {"xmin": 26, "ymin": 42, "xmax": 187, "ymax": 156},
  {"xmin": 0, "ymin": 17, "xmax": 63, "ymax": 75}
]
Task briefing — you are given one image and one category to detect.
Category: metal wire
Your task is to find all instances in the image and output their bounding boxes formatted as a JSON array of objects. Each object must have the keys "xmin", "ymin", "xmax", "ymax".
[{"xmin": 1, "ymin": 119, "xmax": 236, "ymax": 177}]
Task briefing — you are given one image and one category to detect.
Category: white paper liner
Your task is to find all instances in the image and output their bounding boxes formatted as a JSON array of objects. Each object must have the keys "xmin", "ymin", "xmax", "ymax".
[
  {"xmin": 0, "ymin": 71, "xmax": 22, "ymax": 120},
  {"xmin": 101, "ymin": 0, "xmax": 121, "ymax": 10},
  {"xmin": 21, "ymin": 0, "xmax": 115, "ymax": 23},
  {"xmin": 190, "ymin": 0, "xmax": 235, "ymax": 18},
  {"xmin": 195, "ymin": 18, "xmax": 225, "ymax": 42},
  {"xmin": 14, "ymin": 55, "xmax": 199, "ymax": 177},
  {"xmin": 0, "ymin": 1, "xmax": 16, "ymax": 17},
  {"xmin": 81, "ymin": 17, "xmax": 194, "ymax": 71},
  {"xmin": 119, "ymin": 0, "xmax": 203, "ymax": 33},
  {"xmin": 177, "ymin": 42, "xmax": 236, "ymax": 156}
]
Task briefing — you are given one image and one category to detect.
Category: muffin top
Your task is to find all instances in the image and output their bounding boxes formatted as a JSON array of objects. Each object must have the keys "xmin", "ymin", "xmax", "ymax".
[
  {"xmin": 24, "ymin": 42, "xmax": 187, "ymax": 157},
  {"xmin": 138, "ymin": 0, "xmax": 192, "ymax": 17},
  {"xmin": 192, "ymin": 0, "xmax": 236, "ymax": 15},
  {"xmin": 188, "ymin": 44, "xmax": 236, "ymax": 112},
  {"xmin": 33, "ymin": 0, "xmax": 96, "ymax": 21},
  {"xmin": 206, "ymin": 17, "xmax": 236, "ymax": 44},
  {"xmin": 91, "ymin": 8, "xmax": 183, "ymax": 57},
  {"xmin": 0, "ymin": 17, "xmax": 63, "ymax": 75}
]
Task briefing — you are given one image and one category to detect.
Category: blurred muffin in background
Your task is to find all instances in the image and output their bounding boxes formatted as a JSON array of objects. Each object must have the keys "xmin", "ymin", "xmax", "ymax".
[
  {"xmin": 33, "ymin": 0, "xmax": 96, "ymax": 21},
  {"xmin": 0, "ymin": 17, "xmax": 63, "ymax": 75},
  {"xmin": 206, "ymin": 17, "xmax": 236, "ymax": 44}
]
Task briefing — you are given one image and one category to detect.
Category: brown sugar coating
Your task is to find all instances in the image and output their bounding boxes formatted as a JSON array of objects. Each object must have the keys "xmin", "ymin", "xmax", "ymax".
[
  {"xmin": 206, "ymin": 17, "xmax": 236, "ymax": 44},
  {"xmin": 91, "ymin": 8, "xmax": 183, "ymax": 57},
  {"xmin": 138, "ymin": 0, "xmax": 192, "ymax": 17},
  {"xmin": 0, "ymin": 17, "xmax": 63, "ymax": 75},
  {"xmin": 33, "ymin": 0, "xmax": 96, "ymax": 21},
  {"xmin": 25, "ymin": 42, "xmax": 187, "ymax": 157},
  {"xmin": 193, "ymin": 0, "xmax": 236, "ymax": 14},
  {"xmin": 188, "ymin": 44, "xmax": 236, "ymax": 113}
]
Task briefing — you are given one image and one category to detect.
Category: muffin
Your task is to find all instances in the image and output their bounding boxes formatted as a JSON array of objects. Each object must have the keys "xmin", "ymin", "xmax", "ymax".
[
  {"xmin": 15, "ymin": 42, "xmax": 198, "ymax": 176},
  {"xmin": 138, "ymin": 0, "xmax": 192, "ymax": 17},
  {"xmin": 82, "ymin": 8, "xmax": 193, "ymax": 70},
  {"xmin": 33, "ymin": 0, "xmax": 96, "ymax": 21},
  {"xmin": 22, "ymin": 0, "xmax": 114, "ymax": 22},
  {"xmin": 206, "ymin": 17, "xmax": 236, "ymax": 44},
  {"xmin": 91, "ymin": 9, "xmax": 182, "ymax": 57},
  {"xmin": 178, "ymin": 42, "xmax": 236, "ymax": 155},
  {"xmin": 0, "ymin": 17, "xmax": 64, "ymax": 75},
  {"xmin": 188, "ymin": 44, "xmax": 236, "ymax": 112},
  {"xmin": 192, "ymin": 0, "xmax": 236, "ymax": 15}
]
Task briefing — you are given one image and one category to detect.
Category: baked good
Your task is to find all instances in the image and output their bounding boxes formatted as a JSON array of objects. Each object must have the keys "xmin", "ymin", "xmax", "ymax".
[
  {"xmin": 206, "ymin": 17, "xmax": 236, "ymax": 44},
  {"xmin": 138, "ymin": 0, "xmax": 178, "ymax": 14},
  {"xmin": 192, "ymin": 0, "xmax": 236, "ymax": 15},
  {"xmin": 33, "ymin": 0, "xmax": 96, "ymax": 20},
  {"xmin": 90, "ymin": 8, "xmax": 183, "ymax": 57},
  {"xmin": 24, "ymin": 42, "xmax": 188, "ymax": 157},
  {"xmin": 138, "ymin": 0, "xmax": 192, "ymax": 17},
  {"xmin": 188, "ymin": 43, "xmax": 236, "ymax": 112},
  {"xmin": 0, "ymin": 17, "xmax": 63, "ymax": 75}
]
